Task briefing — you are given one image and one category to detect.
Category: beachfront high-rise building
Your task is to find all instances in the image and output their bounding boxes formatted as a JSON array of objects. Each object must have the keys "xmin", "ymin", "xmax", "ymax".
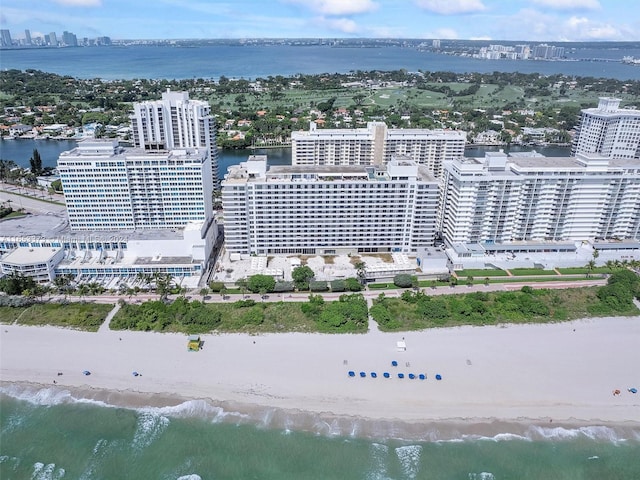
[
  {"xmin": 222, "ymin": 156, "xmax": 440, "ymax": 255},
  {"xmin": 24, "ymin": 30, "xmax": 32, "ymax": 46},
  {"xmin": 438, "ymin": 151, "xmax": 640, "ymax": 245},
  {"xmin": 291, "ymin": 122, "xmax": 466, "ymax": 178},
  {"xmin": 48, "ymin": 32, "xmax": 58, "ymax": 46},
  {"xmin": 1, "ymin": 29, "xmax": 12, "ymax": 47},
  {"xmin": 58, "ymin": 140, "xmax": 213, "ymax": 231},
  {"xmin": 62, "ymin": 31, "xmax": 78, "ymax": 47},
  {"xmin": 130, "ymin": 89, "xmax": 219, "ymax": 187},
  {"xmin": 571, "ymin": 97, "xmax": 640, "ymax": 160}
]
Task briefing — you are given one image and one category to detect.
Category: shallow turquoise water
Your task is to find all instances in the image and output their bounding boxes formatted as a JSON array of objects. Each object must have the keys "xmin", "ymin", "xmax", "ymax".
[{"xmin": 1, "ymin": 386, "xmax": 639, "ymax": 480}]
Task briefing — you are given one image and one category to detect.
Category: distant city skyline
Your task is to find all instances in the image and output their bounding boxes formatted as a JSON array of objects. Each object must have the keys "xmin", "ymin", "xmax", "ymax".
[{"xmin": 1, "ymin": 0, "xmax": 638, "ymax": 42}]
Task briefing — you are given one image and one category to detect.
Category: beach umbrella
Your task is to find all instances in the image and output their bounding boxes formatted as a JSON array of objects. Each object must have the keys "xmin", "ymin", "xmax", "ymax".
[
  {"xmin": 348, "ymin": 371, "xmax": 355, "ymax": 377},
  {"xmin": 132, "ymin": 371, "xmax": 139, "ymax": 377},
  {"xmin": 391, "ymin": 360, "xmax": 398, "ymax": 367},
  {"xmin": 82, "ymin": 370, "xmax": 91, "ymax": 376},
  {"xmin": 371, "ymin": 372, "xmax": 377, "ymax": 378},
  {"xmin": 630, "ymin": 388, "xmax": 638, "ymax": 394},
  {"xmin": 409, "ymin": 373, "xmax": 416, "ymax": 379},
  {"xmin": 383, "ymin": 372, "xmax": 390, "ymax": 378},
  {"xmin": 419, "ymin": 374, "xmax": 426, "ymax": 380},
  {"xmin": 398, "ymin": 373, "xmax": 404, "ymax": 379},
  {"xmin": 360, "ymin": 371, "xmax": 366, "ymax": 378},
  {"xmin": 435, "ymin": 374, "xmax": 442, "ymax": 380}
]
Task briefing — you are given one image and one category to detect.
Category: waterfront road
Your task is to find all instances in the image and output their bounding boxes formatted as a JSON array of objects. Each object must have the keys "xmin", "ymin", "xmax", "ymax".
[
  {"xmin": 0, "ymin": 187, "xmax": 66, "ymax": 215},
  {"xmin": 54, "ymin": 278, "xmax": 608, "ymax": 306}
]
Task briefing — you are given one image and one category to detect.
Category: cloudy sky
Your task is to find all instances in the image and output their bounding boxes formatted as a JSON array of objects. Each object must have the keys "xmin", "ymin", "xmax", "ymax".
[{"xmin": 2, "ymin": 0, "xmax": 638, "ymax": 42}]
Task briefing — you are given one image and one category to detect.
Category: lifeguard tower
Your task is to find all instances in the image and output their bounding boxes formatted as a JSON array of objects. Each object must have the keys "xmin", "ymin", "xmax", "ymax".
[{"xmin": 187, "ymin": 335, "xmax": 201, "ymax": 351}]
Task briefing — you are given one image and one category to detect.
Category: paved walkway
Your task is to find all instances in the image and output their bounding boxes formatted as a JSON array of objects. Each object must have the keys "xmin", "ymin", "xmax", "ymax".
[{"xmin": 98, "ymin": 303, "xmax": 121, "ymax": 333}]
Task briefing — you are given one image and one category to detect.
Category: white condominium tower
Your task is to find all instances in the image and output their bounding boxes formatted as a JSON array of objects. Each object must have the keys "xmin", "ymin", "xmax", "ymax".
[
  {"xmin": 292, "ymin": 121, "xmax": 466, "ymax": 177},
  {"xmin": 439, "ymin": 151, "xmax": 640, "ymax": 245},
  {"xmin": 58, "ymin": 140, "xmax": 213, "ymax": 231},
  {"xmin": 572, "ymin": 97, "xmax": 640, "ymax": 159},
  {"xmin": 222, "ymin": 156, "xmax": 440, "ymax": 255},
  {"xmin": 131, "ymin": 89, "xmax": 220, "ymax": 186}
]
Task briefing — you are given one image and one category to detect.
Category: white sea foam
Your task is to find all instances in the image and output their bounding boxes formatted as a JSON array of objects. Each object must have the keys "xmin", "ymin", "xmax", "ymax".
[
  {"xmin": 30, "ymin": 462, "xmax": 65, "ymax": 480},
  {"xmin": 395, "ymin": 445, "xmax": 422, "ymax": 479},
  {"xmin": 132, "ymin": 411, "xmax": 170, "ymax": 451},
  {"xmin": 469, "ymin": 473, "xmax": 495, "ymax": 480},
  {"xmin": 1, "ymin": 411, "xmax": 25, "ymax": 435},
  {"xmin": 466, "ymin": 432, "xmax": 531, "ymax": 442},
  {"xmin": 0, "ymin": 384, "xmax": 113, "ymax": 409},
  {"xmin": 0, "ymin": 455, "xmax": 21, "ymax": 471},
  {"xmin": 366, "ymin": 443, "xmax": 391, "ymax": 480},
  {"xmin": 528, "ymin": 425, "xmax": 622, "ymax": 442},
  {"xmin": 260, "ymin": 408, "xmax": 275, "ymax": 427},
  {"xmin": 79, "ymin": 438, "xmax": 112, "ymax": 480},
  {"xmin": 176, "ymin": 476, "xmax": 202, "ymax": 480}
]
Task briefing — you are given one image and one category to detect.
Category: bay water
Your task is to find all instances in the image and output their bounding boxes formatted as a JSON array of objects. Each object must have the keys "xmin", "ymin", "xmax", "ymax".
[
  {"xmin": 2, "ymin": 44, "xmax": 640, "ymax": 81},
  {"xmin": 0, "ymin": 139, "xmax": 569, "ymax": 179},
  {"xmin": 2, "ymin": 384, "xmax": 639, "ymax": 480}
]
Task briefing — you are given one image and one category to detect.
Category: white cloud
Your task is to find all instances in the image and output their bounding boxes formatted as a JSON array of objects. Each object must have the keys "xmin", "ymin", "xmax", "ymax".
[
  {"xmin": 285, "ymin": 0, "xmax": 378, "ymax": 16},
  {"xmin": 52, "ymin": 0, "xmax": 102, "ymax": 6},
  {"xmin": 414, "ymin": 0, "xmax": 486, "ymax": 15},
  {"xmin": 530, "ymin": 0, "xmax": 600, "ymax": 10},
  {"xmin": 316, "ymin": 16, "xmax": 359, "ymax": 33},
  {"xmin": 564, "ymin": 15, "xmax": 624, "ymax": 40},
  {"xmin": 426, "ymin": 27, "xmax": 459, "ymax": 39}
]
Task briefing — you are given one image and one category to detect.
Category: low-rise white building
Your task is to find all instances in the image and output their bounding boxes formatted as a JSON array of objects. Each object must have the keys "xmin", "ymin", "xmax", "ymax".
[
  {"xmin": 0, "ymin": 214, "xmax": 217, "ymax": 287},
  {"xmin": 222, "ymin": 156, "xmax": 440, "ymax": 255},
  {"xmin": 0, "ymin": 246, "xmax": 65, "ymax": 283}
]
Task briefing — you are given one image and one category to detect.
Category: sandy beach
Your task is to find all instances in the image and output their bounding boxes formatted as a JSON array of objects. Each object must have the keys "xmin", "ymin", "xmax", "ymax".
[{"xmin": 2, "ymin": 315, "xmax": 639, "ymax": 437}]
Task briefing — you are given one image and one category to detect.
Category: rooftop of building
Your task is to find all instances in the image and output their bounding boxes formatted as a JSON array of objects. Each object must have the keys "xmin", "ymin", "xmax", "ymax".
[
  {"xmin": 0, "ymin": 214, "xmax": 197, "ymax": 242},
  {"xmin": 455, "ymin": 152, "xmax": 639, "ymax": 171},
  {"xmin": 58, "ymin": 139, "xmax": 207, "ymax": 162},
  {"xmin": 0, "ymin": 246, "xmax": 63, "ymax": 265},
  {"xmin": 224, "ymin": 159, "xmax": 437, "ymax": 184}
]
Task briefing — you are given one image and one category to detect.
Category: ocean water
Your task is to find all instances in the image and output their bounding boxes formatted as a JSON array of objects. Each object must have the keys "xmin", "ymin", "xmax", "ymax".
[
  {"xmin": 2, "ymin": 44, "xmax": 640, "ymax": 81},
  {"xmin": 2, "ymin": 385, "xmax": 640, "ymax": 480}
]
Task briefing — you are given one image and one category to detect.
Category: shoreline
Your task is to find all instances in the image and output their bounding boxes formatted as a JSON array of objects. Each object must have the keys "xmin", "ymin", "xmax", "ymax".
[
  {"xmin": 3, "ymin": 380, "xmax": 639, "ymax": 443},
  {"xmin": 1, "ymin": 316, "xmax": 639, "ymax": 441}
]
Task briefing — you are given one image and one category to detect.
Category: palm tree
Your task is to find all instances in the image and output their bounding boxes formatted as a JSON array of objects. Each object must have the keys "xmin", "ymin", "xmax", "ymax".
[
  {"xmin": 200, "ymin": 287, "xmax": 210, "ymax": 303},
  {"xmin": 153, "ymin": 272, "xmax": 173, "ymax": 301},
  {"xmin": 235, "ymin": 278, "xmax": 248, "ymax": 299},
  {"xmin": 586, "ymin": 259, "xmax": 596, "ymax": 278},
  {"xmin": 354, "ymin": 261, "xmax": 367, "ymax": 285},
  {"xmin": 77, "ymin": 283, "xmax": 90, "ymax": 301}
]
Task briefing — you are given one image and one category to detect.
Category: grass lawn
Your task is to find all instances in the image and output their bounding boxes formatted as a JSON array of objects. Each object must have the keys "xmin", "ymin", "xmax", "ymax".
[
  {"xmin": 369, "ymin": 283, "xmax": 401, "ymax": 290},
  {"xmin": 456, "ymin": 269, "xmax": 508, "ymax": 277},
  {"xmin": 509, "ymin": 268, "xmax": 558, "ymax": 276},
  {"xmin": 557, "ymin": 267, "xmax": 615, "ymax": 275},
  {"xmin": 0, "ymin": 303, "xmax": 114, "ymax": 331}
]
